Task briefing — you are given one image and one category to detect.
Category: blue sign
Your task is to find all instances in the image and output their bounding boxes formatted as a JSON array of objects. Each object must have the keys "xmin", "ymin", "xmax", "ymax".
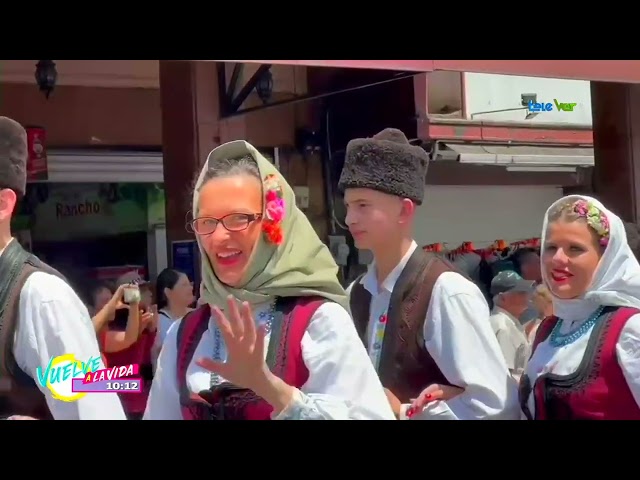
[
  {"xmin": 171, "ymin": 240, "xmax": 201, "ymax": 290},
  {"xmin": 528, "ymin": 99, "xmax": 577, "ymax": 113}
]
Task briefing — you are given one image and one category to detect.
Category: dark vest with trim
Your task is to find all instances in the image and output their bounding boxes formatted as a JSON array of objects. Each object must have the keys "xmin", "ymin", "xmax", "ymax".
[
  {"xmin": 519, "ymin": 306, "xmax": 640, "ymax": 420},
  {"xmin": 176, "ymin": 296, "xmax": 325, "ymax": 420},
  {"xmin": 0, "ymin": 240, "xmax": 62, "ymax": 420},
  {"xmin": 349, "ymin": 248, "xmax": 464, "ymax": 403}
]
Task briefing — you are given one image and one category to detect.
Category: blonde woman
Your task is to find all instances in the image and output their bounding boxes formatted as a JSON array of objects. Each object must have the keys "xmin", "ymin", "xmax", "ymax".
[{"xmin": 520, "ymin": 195, "xmax": 640, "ymax": 420}]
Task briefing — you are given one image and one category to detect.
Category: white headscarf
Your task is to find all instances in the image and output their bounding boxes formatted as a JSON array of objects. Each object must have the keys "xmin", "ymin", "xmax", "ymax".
[{"xmin": 541, "ymin": 194, "xmax": 640, "ymax": 311}]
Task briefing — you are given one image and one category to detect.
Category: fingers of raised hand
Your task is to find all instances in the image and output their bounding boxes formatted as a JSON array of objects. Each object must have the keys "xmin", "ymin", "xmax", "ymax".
[
  {"xmin": 254, "ymin": 323, "xmax": 267, "ymax": 358},
  {"xmin": 240, "ymin": 301, "xmax": 256, "ymax": 347},
  {"xmin": 226, "ymin": 296, "xmax": 245, "ymax": 340},
  {"xmin": 212, "ymin": 304, "xmax": 234, "ymax": 342},
  {"xmin": 196, "ymin": 357, "xmax": 229, "ymax": 378},
  {"xmin": 114, "ymin": 284, "xmax": 126, "ymax": 299}
]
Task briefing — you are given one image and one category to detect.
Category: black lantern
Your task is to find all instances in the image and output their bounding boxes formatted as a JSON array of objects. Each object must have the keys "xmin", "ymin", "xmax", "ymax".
[
  {"xmin": 255, "ymin": 70, "xmax": 273, "ymax": 103},
  {"xmin": 35, "ymin": 60, "xmax": 57, "ymax": 99}
]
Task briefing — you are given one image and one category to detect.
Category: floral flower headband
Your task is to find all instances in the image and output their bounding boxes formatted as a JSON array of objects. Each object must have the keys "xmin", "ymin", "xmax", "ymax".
[
  {"xmin": 262, "ymin": 173, "xmax": 285, "ymax": 245},
  {"xmin": 573, "ymin": 199, "xmax": 610, "ymax": 247}
]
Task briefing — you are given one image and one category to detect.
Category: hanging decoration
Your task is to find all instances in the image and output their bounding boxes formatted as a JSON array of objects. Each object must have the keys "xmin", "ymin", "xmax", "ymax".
[
  {"xmin": 423, "ymin": 243, "xmax": 443, "ymax": 253},
  {"xmin": 422, "ymin": 237, "xmax": 541, "ymax": 260},
  {"xmin": 25, "ymin": 126, "xmax": 48, "ymax": 181}
]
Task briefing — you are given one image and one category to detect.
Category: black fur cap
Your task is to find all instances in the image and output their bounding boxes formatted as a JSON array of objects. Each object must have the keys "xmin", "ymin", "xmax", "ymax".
[
  {"xmin": 0, "ymin": 117, "xmax": 28, "ymax": 196},
  {"xmin": 338, "ymin": 128, "xmax": 429, "ymax": 204}
]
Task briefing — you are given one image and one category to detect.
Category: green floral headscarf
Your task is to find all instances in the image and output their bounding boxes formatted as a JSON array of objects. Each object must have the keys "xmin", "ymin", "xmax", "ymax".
[{"xmin": 192, "ymin": 140, "xmax": 348, "ymax": 312}]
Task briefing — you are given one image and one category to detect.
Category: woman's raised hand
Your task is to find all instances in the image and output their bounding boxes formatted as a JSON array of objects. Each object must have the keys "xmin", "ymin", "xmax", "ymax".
[{"xmin": 196, "ymin": 296, "xmax": 269, "ymax": 390}]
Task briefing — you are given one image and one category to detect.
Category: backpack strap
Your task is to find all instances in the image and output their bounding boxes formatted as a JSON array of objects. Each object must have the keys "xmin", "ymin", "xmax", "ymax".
[
  {"xmin": 176, "ymin": 305, "xmax": 211, "ymax": 420},
  {"xmin": 0, "ymin": 240, "xmax": 65, "ymax": 418}
]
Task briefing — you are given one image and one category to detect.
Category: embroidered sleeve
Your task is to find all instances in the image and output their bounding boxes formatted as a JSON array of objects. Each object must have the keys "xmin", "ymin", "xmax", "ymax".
[
  {"xmin": 421, "ymin": 276, "xmax": 521, "ymax": 420},
  {"xmin": 616, "ymin": 314, "xmax": 640, "ymax": 408},
  {"xmin": 271, "ymin": 389, "xmax": 326, "ymax": 420}
]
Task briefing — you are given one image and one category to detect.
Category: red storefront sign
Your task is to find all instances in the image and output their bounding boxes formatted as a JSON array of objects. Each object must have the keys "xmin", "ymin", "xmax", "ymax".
[{"xmin": 25, "ymin": 126, "xmax": 48, "ymax": 181}]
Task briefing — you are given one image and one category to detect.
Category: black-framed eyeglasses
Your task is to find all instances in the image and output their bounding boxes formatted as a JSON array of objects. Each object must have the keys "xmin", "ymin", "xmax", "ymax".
[{"xmin": 187, "ymin": 213, "xmax": 262, "ymax": 235}]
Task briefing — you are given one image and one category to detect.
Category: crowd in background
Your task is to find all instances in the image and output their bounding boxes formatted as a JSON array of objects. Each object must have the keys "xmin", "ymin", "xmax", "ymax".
[
  {"xmin": 83, "ymin": 268, "xmax": 195, "ymax": 419},
  {"xmin": 4, "ymin": 115, "xmax": 640, "ymax": 421}
]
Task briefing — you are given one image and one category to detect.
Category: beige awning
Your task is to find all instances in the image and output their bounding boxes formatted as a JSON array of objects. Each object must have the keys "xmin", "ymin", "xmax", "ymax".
[{"xmin": 443, "ymin": 143, "xmax": 594, "ymax": 171}]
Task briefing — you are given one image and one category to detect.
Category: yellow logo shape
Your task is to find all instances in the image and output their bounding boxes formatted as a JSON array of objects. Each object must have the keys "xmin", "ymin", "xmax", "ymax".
[{"xmin": 46, "ymin": 354, "xmax": 89, "ymax": 402}]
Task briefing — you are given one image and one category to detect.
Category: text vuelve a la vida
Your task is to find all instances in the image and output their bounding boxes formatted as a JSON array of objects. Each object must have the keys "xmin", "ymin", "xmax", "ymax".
[{"xmin": 35, "ymin": 356, "xmax": 101, "ymax": 387}]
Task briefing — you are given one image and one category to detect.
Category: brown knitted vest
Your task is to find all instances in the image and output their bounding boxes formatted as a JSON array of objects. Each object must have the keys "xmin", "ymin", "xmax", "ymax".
[{"xmin": 350, "ymin": 248, "xmax": 464, "ymax": 403}]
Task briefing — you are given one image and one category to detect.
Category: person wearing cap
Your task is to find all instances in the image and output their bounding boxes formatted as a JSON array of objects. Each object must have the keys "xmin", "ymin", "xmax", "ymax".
[
  {"xmin": 341, "ymin": 128, "xmax": 519, "ymax": 420},
  {"xmin": 489, "ymin": 271, "xmax": 535, "ymax": 380},
  {"xmin": 0, "ymin": 117, "xmax": 126, "ymax": 420},
  {"xmin": 511, "ymin": 247, "xmax": 543, "ymax": 326}
]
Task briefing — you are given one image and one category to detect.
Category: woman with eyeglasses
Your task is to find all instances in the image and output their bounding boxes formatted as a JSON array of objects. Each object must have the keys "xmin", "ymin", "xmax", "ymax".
[{"xmin": 144, "ymin": 141, "xmax": 394, "ymax": 420}]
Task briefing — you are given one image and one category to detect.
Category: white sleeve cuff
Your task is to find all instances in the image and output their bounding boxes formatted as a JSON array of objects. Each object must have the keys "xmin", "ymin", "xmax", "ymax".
[{"xmin": 270, "ymin": 389, "xmax": 326, "ymax": 420}]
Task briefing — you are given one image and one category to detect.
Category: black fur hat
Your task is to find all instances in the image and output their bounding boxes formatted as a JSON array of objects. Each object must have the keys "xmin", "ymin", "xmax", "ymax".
[
  {"xmin": 338, "ymin": 128, "xmax": 429, "ymax": 204},
  {"xmin": 0, "ymin": 117, "xmax": 28, "ymax": 196}
]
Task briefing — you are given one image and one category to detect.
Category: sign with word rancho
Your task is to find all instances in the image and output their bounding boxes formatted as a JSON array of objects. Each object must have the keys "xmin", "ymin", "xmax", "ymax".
[{"xmin": 18, "ymin": 183, "xmax": 150, "ymax": 241}]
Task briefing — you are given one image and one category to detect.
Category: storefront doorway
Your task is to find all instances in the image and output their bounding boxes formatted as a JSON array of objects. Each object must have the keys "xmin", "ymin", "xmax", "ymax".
[{"xmin": 12, "ymin": 181, "xmax": 166, "ymax": 295}]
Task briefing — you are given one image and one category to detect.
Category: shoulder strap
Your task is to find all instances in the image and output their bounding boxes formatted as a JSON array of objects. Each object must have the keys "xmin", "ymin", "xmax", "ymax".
[
  {"xmin": 176, "ymin": 305, "xmax": 211, "ymax": 408},
  {"xmin": 348, "ymin": 274, "xmax": 370, "ymax": 342},
  {"xmin": 268, "ymin": 297, "xmax": 325, "ymax": 383},
  {"xmin": 0, "ymin": 241, "xmax": 65, "ymax": 381},
  {"xmin": 176, "ymin": 305, "xmax": 211, "ymax": 421},
  {"xmin": 0, "ymin": 242, "xmax": 66, "ymax": 418}
]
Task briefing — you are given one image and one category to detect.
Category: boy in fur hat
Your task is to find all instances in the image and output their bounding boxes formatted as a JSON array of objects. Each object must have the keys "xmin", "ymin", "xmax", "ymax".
[
  {"xmin": 0, "ymin": 117, "xmax": 126, "ymax": 420},
  {"xmin": 340, "ymin": 128, "xmax": 519, "ymax": 420}
]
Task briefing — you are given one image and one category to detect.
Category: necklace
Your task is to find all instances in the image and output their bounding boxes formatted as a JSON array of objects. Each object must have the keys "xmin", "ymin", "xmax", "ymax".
[
  {"xmin": 209, "ymin": 301, "xmax": 276, "ymax": 387},
  {"xmin": 549, "ymin": 305, "xmax": 605, "ymax": 348}
]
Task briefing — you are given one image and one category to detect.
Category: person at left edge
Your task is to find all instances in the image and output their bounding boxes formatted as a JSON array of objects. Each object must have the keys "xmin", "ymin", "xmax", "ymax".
[
  {"xmin": 144, "ymin": 140, "xmax": 394, "ymax": 420},
  {"xmin": 0, "ymin": 117, "xmax": 126, "ymax": 420}
]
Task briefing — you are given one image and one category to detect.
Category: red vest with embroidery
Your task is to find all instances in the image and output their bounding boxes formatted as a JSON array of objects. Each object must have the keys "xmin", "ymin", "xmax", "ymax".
[
  {"xmin": 176, "ymin": 296, "xmax": 325, "ymax": 420},
  {"xmin": 520, "ymin": 307, "xmax": 640, "ymax": 420}
]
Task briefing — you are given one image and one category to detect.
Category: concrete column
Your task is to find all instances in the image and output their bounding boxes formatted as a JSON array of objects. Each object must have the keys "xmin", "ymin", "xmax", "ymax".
[
  {"xmin": 159, "ymin": 61, "xmax": 309, "ymax": 265},
  {"xmin": 591, "ymin": 82, "xmax": 640, "ymax": 223},
  {"xmin": 159, "ymin": 60, "xmax": 221, "ymax": 251}
]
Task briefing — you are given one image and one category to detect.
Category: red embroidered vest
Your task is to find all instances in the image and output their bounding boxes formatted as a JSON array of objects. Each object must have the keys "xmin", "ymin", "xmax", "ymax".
[
  {"xmin": 176, "ymin": 296, "xmax": 325, "ymax": 420},
  {"xmin": 520, "ymin": 307, "xmax": 640, "ymax": 420}
]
